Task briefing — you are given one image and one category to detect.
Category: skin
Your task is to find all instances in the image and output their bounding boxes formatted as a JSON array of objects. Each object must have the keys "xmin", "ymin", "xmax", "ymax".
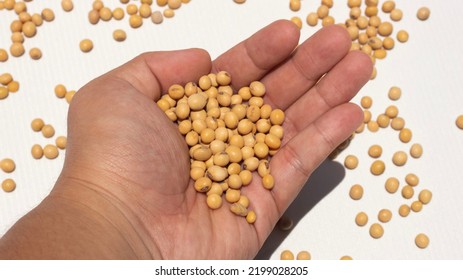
[{"xmin": 0, "ymin": 20, "xmax": 372, "ymax": 259}]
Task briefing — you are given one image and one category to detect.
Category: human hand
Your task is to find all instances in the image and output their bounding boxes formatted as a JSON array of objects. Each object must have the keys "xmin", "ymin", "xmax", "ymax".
[{"xmin": 0, "ymin": 20, "xmax": 372, "ymax": 259}]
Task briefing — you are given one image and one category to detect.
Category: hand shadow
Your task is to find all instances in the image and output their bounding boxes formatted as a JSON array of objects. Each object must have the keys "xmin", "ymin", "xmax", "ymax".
[{"xmin": 255, "ymin": 159, "xmax": 346, "ymax": 259}]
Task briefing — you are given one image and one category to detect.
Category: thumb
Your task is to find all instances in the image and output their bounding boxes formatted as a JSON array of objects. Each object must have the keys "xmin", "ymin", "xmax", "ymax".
[{"xmin": 81, "ymin": 48, "xmax": 213, "ymax": 102}]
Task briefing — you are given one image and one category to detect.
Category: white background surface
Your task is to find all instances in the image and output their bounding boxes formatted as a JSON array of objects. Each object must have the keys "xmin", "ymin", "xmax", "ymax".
[{"xmin": 0, "ymin": 0, "xmax": 462, "ymax": 259}]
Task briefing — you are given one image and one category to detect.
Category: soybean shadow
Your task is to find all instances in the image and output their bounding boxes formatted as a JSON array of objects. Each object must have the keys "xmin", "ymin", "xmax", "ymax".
[{"xmin": 255, "ymin": 159, "xmax": 346, "ymax": 260}]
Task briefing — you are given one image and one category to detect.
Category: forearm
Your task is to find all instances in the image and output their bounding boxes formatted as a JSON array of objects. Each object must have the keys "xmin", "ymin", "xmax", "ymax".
[{"xmin": 0, "ymin": 180, "xmax": 156, "ymax": 259}]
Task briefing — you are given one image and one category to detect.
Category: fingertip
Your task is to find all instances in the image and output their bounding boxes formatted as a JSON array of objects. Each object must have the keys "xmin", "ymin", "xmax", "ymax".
[
  {"xmin": 349, "ymin": 50, "xmax": 374, "ymax": 84},
  {"xmin": 272, "ymin": 19, "xmax": 301, "ymax": 47},
  {"xmin": 316, "ymin": 24, "xmax": 352, "ymax": 55},
  {"xmin": 185, "ymin": 48, "xmax": 213, "ymax": 67},
  {"xmin": 348, "ymin": 102, "xmax": 365, "ymax": 128},
  {"xmin": 245, "ymin": 19, "xmax": 301, "ymax": 70}
]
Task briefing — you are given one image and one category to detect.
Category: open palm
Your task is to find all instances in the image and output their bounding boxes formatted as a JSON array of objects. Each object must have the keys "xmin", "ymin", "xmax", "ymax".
[{"xmin": 50, "ymin": 20, "xmax": 372, "ymax": 259}]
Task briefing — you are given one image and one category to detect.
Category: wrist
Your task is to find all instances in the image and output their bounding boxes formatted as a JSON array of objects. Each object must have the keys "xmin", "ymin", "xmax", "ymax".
[{"xmin": 48, "ymin": 176, "xmax": 160, "ymax": 259}]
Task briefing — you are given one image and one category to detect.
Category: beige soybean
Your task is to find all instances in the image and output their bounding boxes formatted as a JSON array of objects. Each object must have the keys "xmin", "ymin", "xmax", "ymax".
[
  {"xmin": 113, "ymin": 8, "xmax": 124, "ymax": 20},
  {"xmin": 207, "ymin": 183, "xmax": 223, "ymax": 196},
  {"xmin": 368, "ymin": 145, "xmax": 382, "ymax": 158},
  {"xmin": 290, "ymin": 16, "xmax": 302, "ymax": 29},
  {"xmin": 367, "ymin": 121, "xmax": 379, "ymax": 132},
  {"xmin": 0, "ymin": 49, "xmax": 8, "ymax": 62},
  {"xmin": 383, "ymin": 37, "xmax": 395, "ymax": 50},
  {"xmin": 93, "ymin": 0, "xmax": 104, "ymax": 10},
  {"xmin": 10, "ymin": 42, "xmax": 25, "ymax": 57},
  {"xmin": 225, "ymin": 188, "xmax": 241, "ymax": 203},
  {"xmin": 385, "ymin": 177, "xmax": 399, "ymax": 193},
  {"xmin": 31, "ymin": 118, "xmax": 45, "ymax": 131},
  {"xmin": 188, "ymin": 94, "xmax": 207, "ymax": 111},
  {"xmin": 391, "ymin": 117, "xmax": 405, "ymax": 130},
  {"xmin": 402, "ymin": 185, "xmax": 414, "ymax": 199},
  {"xmin": 385, "ymin": 105, "xmax": 399, "ymax": 118},
  {"xmin": 417, "ymin": 7, "xmax": 431, "ymax": 21},
  {"xmin": 1, "ymin": 158, "xmax": 15, "ymax": 173},
  {"xmin": 238, "ymin": 195, "xmax": 250, "ymax": 208},
  {"xmin": 306, "ymin": 13, "xmax": 318, "ymax": 26},
  {"xmin": 411, "ymin": 201, "xmax": 423, "ymax": 212},
  {"xmin": 139, "ymin": 4, "xmax": 152, "ymax": 18},
  {"xmin": 377, "ymin": 114, "xmax": 390, "ymax": 128},
  {"xmin": 405, "ymin": 173, "xmax": 419, "ymax": 187},
  {"xmin": 369, "ymin": 223, "xmax": 384, "ymax": 239},
  {"xmin": 419, "ymin": 189, "xmax": 432, "ymax": 205},
  {"xmin": 378, "ymin": 22, "xmax": 393, "ymax": 37},
  {"xmin": 317, "ymin": 5, "xmax": 329, "ymax": 19},
  {"xmin": 378, "ymin": 209, "xmax": 392, "ymax": 223},
  {"xmin": 29, "ymin": 48, "xmax": 42, "ymax": 60},
  {"xmin": 262, "ymin": 174, "xmax": 275, "ymax": 190},
  {"xmin": 350, "ymin": 7, "xmax": 361, "ymax": 19},
  {"xmin": 270, "ymin": 109, "xmax": 285, "ymax": 125},
  {"xmin": 0, "ymin": 87, "xmax": 8, "ymax": 99},
  {"xmin": 228, "ymin": 174, "xmax": 243, "ymax": 189},
  {"xmin": 280, "ymin": 250, "xmax": 295, "ymax": 260},
  {"xmin": 113, "ymin": 29, "xmax": 127, "ymax": 42},
  {"xmin": 370, "ymin": 160, "xmax": 385, "ymax": 176},
  {"xmin": 195, "ymin": 177, "xmax": 212, "ymax": 193},
  {"xmin": 349, "ymin": 184, "xmax": 363, "ymax": 200},
  {"xmin": 392, "ymin": 151, "xmax": 407, "ymax": 166},
  {"xmin": 322, "ymin": 16, "xmax": 335, "ymax": 27},
  {"xmin": 399, "ymin": 204, "xmax": 411, "ymax": 217},
  {"xmin": 129, "ymin": 14, "xmax": 143, "ymax": 28},
  {"xmin": 296, "ymin": 251, "xmax": 311, "ymax": 260},
  {"xmin": 41, "ymin": 124, "xmax": 55, "ymax": 138},
  {"xmin": 22, "ymin": 21, "xmax": 36, "ymax": 38},
  {"xmin": 355, "ymin": 212, "xmax": 368, "ymax": 226},
  {"xmin": 269, "ymin": 125, "xmax": 283, "ymax": 139},
  {"xmin": 360, "ymin": 96, "xmax": 372, "ymax": 109},
  {"xmin": 258, "ymin": 160, "xmax": 270, "ymax": 177},
  {"xmin": 41, "ymin": 8, "xmax": 55, "ymax": 22},
  {"xmin": 239, "ymin": 170, "xmax": 252, "ymax": 186},
  {"xmin": 390, "ymin": 9, "xmax": 403, "ymax": 21},
  {"xmin": 31, "ymin": 144, "xmax": 43, "ymax": 159},
  {"xmin": 8, "ymin": 81, "xmax": 19, "ymax": 93},
  {"xmin": 163, "ymin": 9, "xmax": 175, "ymax": 18},
  {"xmin": 347, "ymin": 0, "xmax": 361, "ymax": 8},
  {"xmin": 344, "ymin": 155, "xmax": 358, "ymax": 169},
  {"xmin": 382, "ymin": 1, "xmax": 395, "ymax": 13},
  {"xmin": 65, "ymin": 90, "xmax": 75, "ymax": 104},
  {"xmin": 399, "ymin": 128, "xmax": 412, "ymax": 143},
  {"xmin": 397, "ymin": 30, "xmax": 409, "ymax": 43},
  {"xmin": 388, "ymin": 86, "xmax": 401, "ymax": 100},
  {"xmin": 61, "ymin": 0, "xmax": 73, "ymax": 12},
  {"xmin": 265, "ymin": 133, "xmax": 281, "ymax": 150},
  {"xmin": 43, "ymin": 144, "xmax": 59, "ymax": 159},
  {"xmin": 415, "ymin": 233, "xmax": 429, "ymax": 249},
  {"xmin": 190, "ymin": 167, "xmax": 205, "ymax": 180},
  {"xmin": 0, "ymin": 73, "xmax": 13, "ymax": 86},
  {"xmin": 126, "ymin": 4, "xmax": 138, "ymax": 15},
  {"xmin": 206, "ymin": 194, "xmax": 222, "ymax": 210},
  {"xmin": 55, "ymin": 136, "xmax": 67, "ymax": 149},
  {"xmin": 79, "ymin": 39, "xmax": 93, "ymax": 53},
  {"xmin": 88, "ymin": 10, "xmax": 100, "ymax": 24},
  {"xmin": 410, "ymin": 143, "xmax": 423, "ymax": 158},
  {"xmin": 289, "ymin": 0, "xmax": 301, "ymax": 12},
  {"xmin": 457, "ymin": 115, "xmax": 463, "ymax": 129},
  {"xmin": 2, "ymin": 178, "xmax": 16, "ymax": 192},
  {"xmin": 246, "ymin": 210, "xmax": 256, "ymax": 224},
  {"xmin": 365, "ymin": 6, "xmax": 378, "ymax": 17}
]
